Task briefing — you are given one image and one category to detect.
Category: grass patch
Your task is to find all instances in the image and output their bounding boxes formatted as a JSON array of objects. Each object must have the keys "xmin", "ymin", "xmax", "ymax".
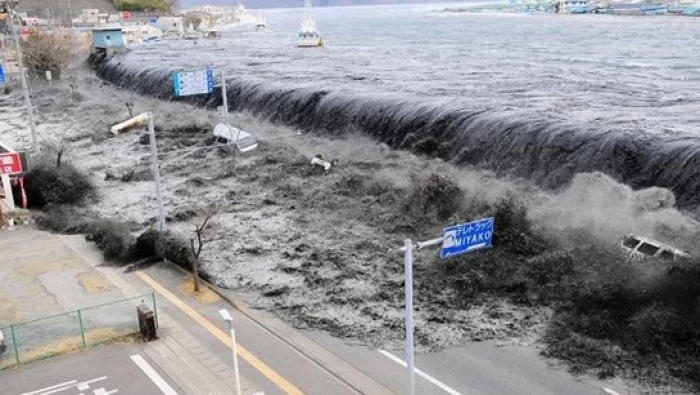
[{"xmin": 0, "ymin": 329, "xmax": 138, "ymax": 369}]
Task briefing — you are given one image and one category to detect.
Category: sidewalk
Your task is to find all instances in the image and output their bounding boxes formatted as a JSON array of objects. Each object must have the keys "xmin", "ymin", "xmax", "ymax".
[
  {"xmin": 0, "ymin": 227, "xmax": 263, "ymax": 395},
  {"xmin": 58, "ymin": 233, "xmax": 264, "ymax": 395}
]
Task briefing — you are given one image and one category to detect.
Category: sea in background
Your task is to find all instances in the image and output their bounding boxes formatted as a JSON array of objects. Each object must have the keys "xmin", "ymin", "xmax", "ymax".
[{"xmin": 101, "ymin": 4, "xmax": 700, "ymax": 207}]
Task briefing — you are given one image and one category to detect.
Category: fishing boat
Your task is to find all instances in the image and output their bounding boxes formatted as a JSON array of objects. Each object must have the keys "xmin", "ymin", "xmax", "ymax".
[
  {"xmin": 254, "ymin": 12, "xmax": 269, "ymax": 31},
  {"xmin": 297, "ymin": 0, "xmax": 323, "ymax": 48}
]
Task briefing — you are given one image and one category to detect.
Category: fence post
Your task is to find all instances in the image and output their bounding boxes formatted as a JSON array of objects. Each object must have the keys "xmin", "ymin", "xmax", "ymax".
[
  {"xmin": 77, "ymin": 309, "xmax": 86, "ymax": 348},
  {"xmin": 10, "ymin": 325, "xmax": 19, "ymax": 364},
  {"xmin": 152, "ymin": 292, "xmax": 159, "ymax": 329}
]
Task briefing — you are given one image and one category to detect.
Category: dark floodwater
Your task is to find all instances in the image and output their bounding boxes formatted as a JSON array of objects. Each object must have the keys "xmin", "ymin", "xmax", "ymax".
[{"xmin": 102, "ymin": 5, "xmax": 700, "ymax": 208}]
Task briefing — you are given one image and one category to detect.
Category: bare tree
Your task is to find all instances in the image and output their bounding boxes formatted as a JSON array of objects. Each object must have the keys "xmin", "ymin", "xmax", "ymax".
[
  {"xmin": 21, "ymin": 31, "xmax": 88, "ymax": 78},
  {"xmin": 55, "ymin": 141, "xmax": 65, "ymax": 168},
  {"xmin": 189, "ymin": 206, "xmax": 219, "ymax": 293}
]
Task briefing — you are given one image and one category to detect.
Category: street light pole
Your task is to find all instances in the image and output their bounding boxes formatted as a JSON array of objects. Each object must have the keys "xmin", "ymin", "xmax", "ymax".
[
  {"xmin": 219, "ymin": 309, "xmax": 242, "ymax": 395},
  {"xmin": 394, "ymin": 236, "xmax": 443, "ymax": 395},
  {"xmin": 146, "ymin": 112, "xmax": 165, "ymax": 234},
  {"xmin": 5, "ymin": 1, "xmax": 39, "ymax": 152},
  {"xmin": 403, "ymin": 239, "xmax": 415, "ymax": 395}
]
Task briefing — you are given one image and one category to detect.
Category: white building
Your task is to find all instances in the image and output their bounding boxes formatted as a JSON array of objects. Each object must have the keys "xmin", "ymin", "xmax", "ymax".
[
  {"xmin": 81, "ymin": 9, "xmax": 99, "ymax": 24},
  {"xmin": 156, "ymin": 17, "xmax": 185, "ymax": 36},
  {"xmin": 199, "ymin": 6, "xmax": 226, "ymax": 17}
]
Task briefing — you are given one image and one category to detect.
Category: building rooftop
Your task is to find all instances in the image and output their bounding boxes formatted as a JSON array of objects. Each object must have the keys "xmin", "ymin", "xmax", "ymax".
[{"xmin": 92, "ymin": 27, "xmax": 123, "ymax": 31}]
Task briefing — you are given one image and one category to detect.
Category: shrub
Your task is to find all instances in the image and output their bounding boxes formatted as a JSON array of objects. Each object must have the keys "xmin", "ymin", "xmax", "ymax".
[
  {"xmin": 23, "ymin": 159, "xmax": 97, "ymax": 208},
  {"xmin": 83, "ymin": 220, "xmax": 135, "ymax": 261},
  {"xmin": 21, "ymin": 32, "xmax": 87, "ymax": 79},
  {"xmin": 136, "ymin": 229, "xmax": 193, "ymax": 270},
  {"xmin": 34, "ymin": 205, "xmax": 136, "ymax": 263},
  {"xmin": 33, "ymin": 204, "xmax": 95, "ymax": 234}
]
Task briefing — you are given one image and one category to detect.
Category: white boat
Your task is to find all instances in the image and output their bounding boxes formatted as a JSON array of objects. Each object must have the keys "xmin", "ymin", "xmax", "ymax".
[
  {"xmin": 297, "ymin": 0, "xmax": 323, "ymax": 48},
  {"xmin": 254, "ymin": 12, "xmax": 269, "ymax": 31}
]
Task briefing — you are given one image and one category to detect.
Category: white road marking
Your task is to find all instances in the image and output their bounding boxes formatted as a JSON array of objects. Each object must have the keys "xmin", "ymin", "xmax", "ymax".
[
  {"xmin": 378, "ymin": 350, "xmax": 463, "ymax": 395},
  {"xmin": 603, "ymin": 389, "xmax": 621, "ymax": 395},
  {"xmin": 130, "ymin": 354, "xmax": 179, "ymax": 395},
  {"xmin": 21, "ymin": 381, "xmax": 78, "ymax": 395},
  {"xmin": 22, "ymin": 377, "xmax": 108, "ymax": 395}
]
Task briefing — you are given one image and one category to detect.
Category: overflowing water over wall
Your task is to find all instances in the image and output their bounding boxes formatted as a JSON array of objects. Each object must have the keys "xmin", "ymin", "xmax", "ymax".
[{"xmin": 93, "ymin": 57, "xmax": 700, "ymax": 211}]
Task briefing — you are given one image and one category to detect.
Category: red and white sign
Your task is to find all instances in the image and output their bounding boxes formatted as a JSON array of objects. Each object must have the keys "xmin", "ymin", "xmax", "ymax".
[
  {"xmin": 0, "ymin": 152, "xmax": 22, "ymax": 175},
  {"xmin": 121, "ymin": 12, "xmax": 131, "ymax": 20}
]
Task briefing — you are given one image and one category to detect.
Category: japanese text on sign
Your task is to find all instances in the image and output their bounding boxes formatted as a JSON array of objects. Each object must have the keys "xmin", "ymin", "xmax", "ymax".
[
  {"xmin": 0, "ymin": 152, "xmax": 22, "ymax": 175},
  {"xmin": 441, "ymin": 217, "xmax": 495, "ymax": 258},
  {"xmin": 172, "ymin": 69, "xmax": 214, "ymax": 97}
]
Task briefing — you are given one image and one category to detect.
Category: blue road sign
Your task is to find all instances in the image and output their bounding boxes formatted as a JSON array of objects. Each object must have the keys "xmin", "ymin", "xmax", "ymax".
[
  {"xmin": 441, "ymin": 217, "xmax": 495, "ymax": 258},
  {"xmin": 0, "ymin": 65, "xmax": 5, "ymax": 85},
  {"xmin": 172, "ymin": 69, "xmax": 214, "ymax": 97}
]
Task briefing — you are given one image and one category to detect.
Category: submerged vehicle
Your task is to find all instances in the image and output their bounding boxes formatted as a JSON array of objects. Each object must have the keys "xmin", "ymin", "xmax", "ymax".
[
  {"xmin": 213, "ymin": 123, "xmax": 258, "ymax": 153},
  {"xmin": 297, "ymin": 0, "xmax": 324, "ymax": 47},
  {"xmin": 619, "ymin": 234, "xmax": 690, "ymax": 262}
]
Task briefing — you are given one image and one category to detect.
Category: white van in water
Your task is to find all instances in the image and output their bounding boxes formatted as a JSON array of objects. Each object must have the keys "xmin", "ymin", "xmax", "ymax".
[{"xmin": 619, "ymin": 234, "xmax": 690, "ymax": 262}]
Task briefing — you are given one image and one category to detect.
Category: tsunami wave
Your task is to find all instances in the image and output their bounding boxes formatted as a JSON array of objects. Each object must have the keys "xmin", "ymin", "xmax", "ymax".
[{"xmin": 93, "ymin": 57, "xmax": 700, "ymax": 211}]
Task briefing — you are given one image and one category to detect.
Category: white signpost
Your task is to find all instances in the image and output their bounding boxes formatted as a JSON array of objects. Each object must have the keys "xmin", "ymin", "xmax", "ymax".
[{"xmin": 395, "ymin": 217, "xmax": 495, "ymax": 395}]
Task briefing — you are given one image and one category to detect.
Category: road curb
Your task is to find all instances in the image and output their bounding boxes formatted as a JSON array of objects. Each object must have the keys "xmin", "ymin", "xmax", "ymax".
[{"xmin": 166, "ymin": 262, "xmax": 395, "ymax": 395}]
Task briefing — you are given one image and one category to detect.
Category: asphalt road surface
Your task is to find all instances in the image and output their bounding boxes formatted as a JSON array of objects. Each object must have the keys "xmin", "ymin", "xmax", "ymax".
[{"xmin": 0, "ymin": 343, "xmax": 183, "ymax": 395}]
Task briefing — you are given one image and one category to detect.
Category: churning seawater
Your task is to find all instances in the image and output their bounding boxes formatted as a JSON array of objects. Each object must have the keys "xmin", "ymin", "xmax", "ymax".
[{"xmin": 100, "ymin": 5, "xmax": 700, "ymax": 208}]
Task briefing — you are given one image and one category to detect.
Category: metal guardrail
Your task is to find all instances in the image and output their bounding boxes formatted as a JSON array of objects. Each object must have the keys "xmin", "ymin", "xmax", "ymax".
[{"xmin": 0, "ymin": 292, "xmax": 157, "ymax": 368}]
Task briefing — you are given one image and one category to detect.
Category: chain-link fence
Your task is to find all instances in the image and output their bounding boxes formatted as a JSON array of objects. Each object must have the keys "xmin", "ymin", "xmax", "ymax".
[{"xmin": 0, "ymin": 292, "xmax": 157, "ymax": 369}]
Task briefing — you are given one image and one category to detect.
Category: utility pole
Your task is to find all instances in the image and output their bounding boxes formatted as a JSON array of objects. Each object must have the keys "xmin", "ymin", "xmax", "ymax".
[
  {"xmin": 403, "ymin": 239, "xmax": 415, "ymax": 395},
  {"xmin": 1, "ymin": 34, "xmax": 7, "ymax": 71},
  {"xmin": 3, "ymin": 1, "xmax": 39, "ymax": 152},
  {"xmin": 147, "ymin": 112, "xmax": 165, "ymax": 234},
  {"xmin": 67, "ymin": 0, "xmax": 74, "ymax": 28}
]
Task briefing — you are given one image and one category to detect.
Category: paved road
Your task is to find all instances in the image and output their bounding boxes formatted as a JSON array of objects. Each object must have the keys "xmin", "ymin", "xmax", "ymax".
[
  {"xmin": 0, "ymin": 343, "xmax": 183, "ymax": 395},
  {"xmin": 12, "ymin": 228, "xmax": 613, "ymax": 395},
  {"xmin": 140, "ymin": 263, "xmax": 610, "ymax": 395},
  {"xmin": 305, "ymin": 330, "xmax": 603, "ymax": 395},
  {"xmin": 138, "ymin": 264, "xmax": 361, "ymax": 395}
]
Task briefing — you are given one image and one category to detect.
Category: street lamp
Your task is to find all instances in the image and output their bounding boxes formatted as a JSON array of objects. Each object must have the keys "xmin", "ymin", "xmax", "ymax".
[
  {"xmin": 219, "ymin": 308, "xmax": 242, "ymax": 395},
  {"xmin": 1, "ymin": 0, "xmax": 39, "ymax": 153}
]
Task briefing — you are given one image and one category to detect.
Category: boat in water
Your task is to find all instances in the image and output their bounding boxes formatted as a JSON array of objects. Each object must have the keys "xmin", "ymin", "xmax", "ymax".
[
  {"xmin": 254, "ymin": 12, "xmax": 269, "ymax": 31},
  {"xmin": 297, "ymin": 0, "xmax": 324, "ymax": 48}
]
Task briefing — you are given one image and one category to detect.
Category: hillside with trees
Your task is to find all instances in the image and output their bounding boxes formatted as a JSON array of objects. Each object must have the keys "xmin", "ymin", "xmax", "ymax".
[{"xmin": 109, "ymin": 0, "xmax": 173, "ymax": 11}]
